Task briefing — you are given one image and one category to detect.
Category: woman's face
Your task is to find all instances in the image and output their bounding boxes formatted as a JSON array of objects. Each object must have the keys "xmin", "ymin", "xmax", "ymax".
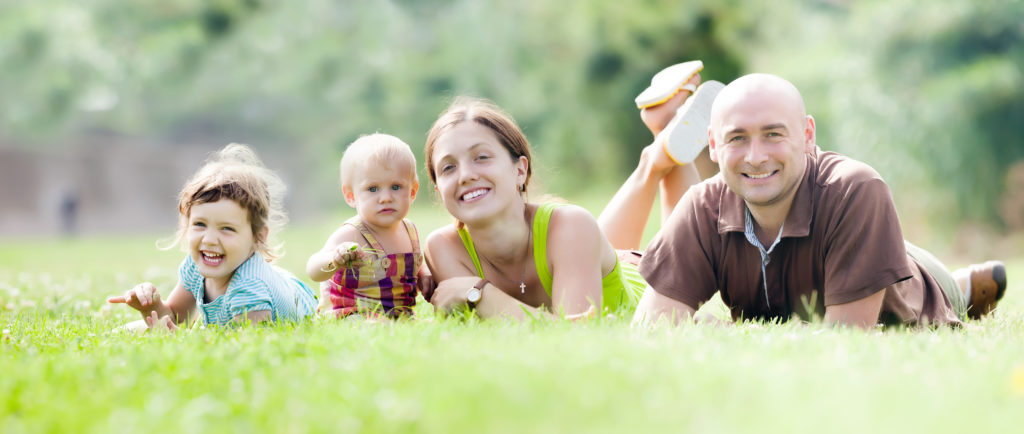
[{"xmin": 430, "ymin": 121, "xmax": 528, "ymax": 225}]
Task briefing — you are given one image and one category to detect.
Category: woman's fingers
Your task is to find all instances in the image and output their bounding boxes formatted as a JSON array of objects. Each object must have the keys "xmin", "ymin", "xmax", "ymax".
[{"xmin": 418, "ymin": 273, "xmax": 437, "ymax": 302}]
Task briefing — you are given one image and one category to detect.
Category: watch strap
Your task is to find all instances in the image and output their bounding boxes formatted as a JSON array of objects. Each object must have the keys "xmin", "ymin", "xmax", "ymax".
[{"xmin": 467, "ymin": 278, "xmax": 488, "ymax": 308}]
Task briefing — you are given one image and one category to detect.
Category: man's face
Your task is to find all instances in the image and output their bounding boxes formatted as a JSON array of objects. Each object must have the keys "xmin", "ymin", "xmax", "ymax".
[{"xmin": 709, "ymin": 81, "xmax": 815, "ymax": 211}]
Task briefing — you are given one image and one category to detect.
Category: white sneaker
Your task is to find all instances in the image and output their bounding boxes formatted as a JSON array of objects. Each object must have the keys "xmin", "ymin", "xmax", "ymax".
[
  {"xmin": 635, "ymin": 60, "xmax": 704, "ymax": 109},
  {"xmin": 656, "ymin": 80, "xmax": 725, "ymax": 165}
]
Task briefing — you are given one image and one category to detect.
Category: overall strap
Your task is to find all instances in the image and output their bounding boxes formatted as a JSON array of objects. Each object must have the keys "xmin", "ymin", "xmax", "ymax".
[
  {"xmin": 349, "ymin": 218, "xmax": 386, "ymax": 253},
  {"xmin": 456, "ymin": 226, "xmax": 487, "ymax": 279},
  {"xmin": 403, "ymin": 219, "xmax": 421, "ymax": 258},
  {"xmin": 532, "ymin": 203, "xmax": 562, "ymax": 297}
]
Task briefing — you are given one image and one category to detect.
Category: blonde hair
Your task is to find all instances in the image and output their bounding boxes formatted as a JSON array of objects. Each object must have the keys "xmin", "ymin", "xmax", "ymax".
[
  {"xmin": 160, "ymin": 143, "xmax": 288, "ymax": 262},
  {"xmin": 339, "ymin": 133, "xmax": 418, "ymax": 189}
]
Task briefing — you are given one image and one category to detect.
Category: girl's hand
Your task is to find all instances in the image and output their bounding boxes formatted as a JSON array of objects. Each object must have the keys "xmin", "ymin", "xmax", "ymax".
[
  {"xmin": 429, "ymin": 276, "xmax": 481, "ymax": 314},
  {"xmin": 107, "ymin": 282, "xmax": 162, "ymax": 313},
  {"xmin": 144, "ymin": 311, "xmax": 179, "ymax": 334},
  {"xmin": 330, "ymin": 242, "xmax": 368, "ymax": 270},
  {"xmin": 118, "ymin": 311, "xmax": 180, "ymax": 335}
]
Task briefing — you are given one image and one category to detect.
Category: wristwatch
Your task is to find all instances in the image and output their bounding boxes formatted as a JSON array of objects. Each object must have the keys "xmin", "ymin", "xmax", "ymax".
[{"xmin": 466, "ymin": 279, "xmax": 487, "ymax": 309}]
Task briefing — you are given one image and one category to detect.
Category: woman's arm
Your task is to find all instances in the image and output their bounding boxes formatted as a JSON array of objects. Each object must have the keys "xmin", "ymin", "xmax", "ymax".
[
  {"xmin": 425, "ymin": 227, "xmax": 582, "ymax": 321},
  {"xmin": 546, "ymin": 205, "xmax": 606, "ymax": 315}
]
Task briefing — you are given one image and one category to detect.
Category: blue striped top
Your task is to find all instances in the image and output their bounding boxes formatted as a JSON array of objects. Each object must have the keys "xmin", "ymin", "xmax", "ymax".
[{"xmin": 179, "ymin": 253, "xmax": 316, "ymax": 325}]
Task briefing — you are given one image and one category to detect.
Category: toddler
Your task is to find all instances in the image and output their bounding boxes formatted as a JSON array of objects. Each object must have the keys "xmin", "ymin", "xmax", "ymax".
[
  {"xmin": 108, "ymin": 144, "xmax": 316, "ymax": 331},
  {"xmin": 306, "ymin": 133, "xmax": 428, "ymax": 319}
]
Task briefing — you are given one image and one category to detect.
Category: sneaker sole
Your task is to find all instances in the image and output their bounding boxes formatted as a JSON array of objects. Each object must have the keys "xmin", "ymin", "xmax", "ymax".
[{"xmin": 658, "ymin": 80, "xmax": 725, "ymax": 165}]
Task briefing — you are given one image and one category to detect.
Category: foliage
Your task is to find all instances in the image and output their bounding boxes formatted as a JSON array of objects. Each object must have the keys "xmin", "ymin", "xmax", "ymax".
[
  {"xmin": 0, "ymin": 0, "xmax": 1021, "ymax": 228},
  {"xmin": 730, "ymin": 0, "xmax": 1024, "ymax": 229}
]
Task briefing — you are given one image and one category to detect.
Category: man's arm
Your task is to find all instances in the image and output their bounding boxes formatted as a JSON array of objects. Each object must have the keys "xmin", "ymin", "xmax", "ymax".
[
  {"xmin": 823, "ymin": 287, "xmax": 886, "ymax": 330},
  {"xmin": 631, "ymin": 285, "xmax": 698, "ymax": 326}
]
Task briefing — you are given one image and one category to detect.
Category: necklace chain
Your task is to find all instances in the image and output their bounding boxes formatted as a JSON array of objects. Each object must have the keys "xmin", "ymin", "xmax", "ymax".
[{"xmin": 476, "ymin": 211, "xmax": 531, "ymax": 294}]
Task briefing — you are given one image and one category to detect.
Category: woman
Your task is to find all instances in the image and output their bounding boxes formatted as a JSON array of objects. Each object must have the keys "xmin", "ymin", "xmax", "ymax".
[{"xmin": 423, "ymin": 97, "xmax": 643, "ymax": 320}]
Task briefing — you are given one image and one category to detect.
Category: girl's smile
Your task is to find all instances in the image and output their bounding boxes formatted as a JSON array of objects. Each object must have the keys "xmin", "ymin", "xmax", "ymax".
[{"xmin": 187, "ymin": 198, "xmax": 258, "ymax": 290}]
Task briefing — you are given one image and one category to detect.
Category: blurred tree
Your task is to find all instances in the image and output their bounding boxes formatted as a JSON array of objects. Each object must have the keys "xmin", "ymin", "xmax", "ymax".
[
  {"xmin": 0, "ymin": 0, "xmax": 1018, "ymax": 232},
  {"xmin": 737, "ymin": 0, "xmax": 1024, "ymax": 230}
]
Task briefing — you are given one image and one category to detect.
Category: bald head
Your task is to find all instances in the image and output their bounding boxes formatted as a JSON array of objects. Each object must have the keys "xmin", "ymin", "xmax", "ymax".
[{"xmin": 712, "ymin": 73, "xmax": 806, "ymax": 126}]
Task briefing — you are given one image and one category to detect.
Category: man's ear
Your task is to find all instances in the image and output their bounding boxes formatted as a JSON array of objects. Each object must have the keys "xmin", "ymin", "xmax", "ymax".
[
  {"xmin": 342, "ymin": 186, "xmax": 357, "ymax": 207},
  {"xmin": 804, "ymin": 114, "xmax": 816, "ymax": 153},
  {"xmin": 707, "ymin": 128, "xmax": 719, "ymax": 163}
]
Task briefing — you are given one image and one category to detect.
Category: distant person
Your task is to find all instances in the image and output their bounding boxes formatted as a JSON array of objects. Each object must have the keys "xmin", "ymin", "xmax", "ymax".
[
  {"xmin": 633, "ymin": 73, "xmax": 1007, "ymax": 328},
  {"xmin": 107, "ymin": 144, "xmax": 316, "ymax": 332},
  {"xmin": 422, "ymin": 97, "xmax": 645, "ymax": 320},
  {"xmin": 59, "ymin": 190, "xmax": 79, "ymax": 236},
  {"xmin": 306, "ymin": 133, "xmax": 431, "ymax": 319},
  {"xmin": 599, "ymin": 60, "xmax": 722, "ymax": 250}
]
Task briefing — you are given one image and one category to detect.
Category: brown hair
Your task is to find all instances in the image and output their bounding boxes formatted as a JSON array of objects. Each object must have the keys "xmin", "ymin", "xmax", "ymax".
[
  {"xmin": 424, "ymin": 97, "xmax": 532, "ymax": 193},
  {"xmin": 160, "ymin": 143, "xmax": 287, "ymax": 262}
]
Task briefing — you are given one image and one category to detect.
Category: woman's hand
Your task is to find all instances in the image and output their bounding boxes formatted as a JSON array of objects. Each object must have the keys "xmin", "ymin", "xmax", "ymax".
[
  {"xmin": 429, "ymin": 276, "xmax": 481, "ymax": 314},
  {"xmin": 417, "ymin": 269, "xmax": 437, "ymax": 302}
]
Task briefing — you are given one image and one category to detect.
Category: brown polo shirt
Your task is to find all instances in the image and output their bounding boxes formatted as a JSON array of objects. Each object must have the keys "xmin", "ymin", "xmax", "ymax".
[{"xmin": 640, "ymin": 148, "xmax": 961, "ymax": 326}]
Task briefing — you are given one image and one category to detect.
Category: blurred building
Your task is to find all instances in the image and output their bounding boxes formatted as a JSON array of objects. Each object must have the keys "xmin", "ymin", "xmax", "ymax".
[{"xmin": 0, "ymin": 135, "xmax": 316, "ymax": 237}]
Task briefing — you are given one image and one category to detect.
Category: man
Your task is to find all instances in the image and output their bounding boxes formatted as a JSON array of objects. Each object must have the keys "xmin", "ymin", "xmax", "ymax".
[{"xmin": 634, "ymin": 73, "xmax": 1007, "ymax": 328}]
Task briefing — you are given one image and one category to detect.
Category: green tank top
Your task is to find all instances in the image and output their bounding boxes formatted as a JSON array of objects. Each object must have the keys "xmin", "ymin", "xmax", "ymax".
[{"xmin": 456, "ymin": 203, "xmax": 643, "ymax": 313}]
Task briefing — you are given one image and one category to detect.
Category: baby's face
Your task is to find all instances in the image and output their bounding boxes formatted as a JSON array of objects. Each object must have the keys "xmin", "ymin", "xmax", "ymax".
[{"xmin": 345, "ymin": 161, "xmax": 419, "ymax": 231}]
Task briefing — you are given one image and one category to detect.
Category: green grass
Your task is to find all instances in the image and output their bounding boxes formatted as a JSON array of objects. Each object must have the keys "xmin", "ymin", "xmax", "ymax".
[{"xmin": 2, "ymin": 203, "xmax": 1023, "ymax": 433}]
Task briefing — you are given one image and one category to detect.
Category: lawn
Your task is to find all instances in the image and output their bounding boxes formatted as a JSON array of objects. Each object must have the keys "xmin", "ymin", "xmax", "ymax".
[{"xmin": 1, "ymin": 203, "xmax": 1022, "ymax": 433}]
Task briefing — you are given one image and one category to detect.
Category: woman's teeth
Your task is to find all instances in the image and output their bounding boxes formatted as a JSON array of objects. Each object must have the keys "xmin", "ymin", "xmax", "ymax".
[{"xmin": 462, "ymin": 189, "xmax": 487, "ymax": 201}]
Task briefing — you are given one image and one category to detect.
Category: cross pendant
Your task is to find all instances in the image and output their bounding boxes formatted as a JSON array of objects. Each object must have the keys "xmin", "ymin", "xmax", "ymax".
[{"xmin": 519, "ymin": 282, "xmax": 526, "ymax": 294}]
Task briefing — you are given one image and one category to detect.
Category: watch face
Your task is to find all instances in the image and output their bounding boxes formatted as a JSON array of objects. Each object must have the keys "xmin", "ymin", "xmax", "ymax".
[{"xmin": 467, "ymin": 288, "xmax": 482, "ymax": 304}]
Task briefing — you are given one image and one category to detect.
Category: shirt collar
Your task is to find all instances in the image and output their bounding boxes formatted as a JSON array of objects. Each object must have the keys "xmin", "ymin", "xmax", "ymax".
[{"xmin": 718, "ymin": 148, "xmax": 817, "ymax": 238}]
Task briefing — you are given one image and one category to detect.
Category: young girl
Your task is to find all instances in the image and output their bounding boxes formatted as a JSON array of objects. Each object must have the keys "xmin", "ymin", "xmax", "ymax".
[
  {"xmin": 108, "ymin": 144, "xmax": 316, "ymax": 332},
  {"xmin": 423, "ymin": 97, "xmax": 645, "ymax": 321},
  {"xmin": 306, "ymin": 133, "xmax": 427, "ymax": 319}
]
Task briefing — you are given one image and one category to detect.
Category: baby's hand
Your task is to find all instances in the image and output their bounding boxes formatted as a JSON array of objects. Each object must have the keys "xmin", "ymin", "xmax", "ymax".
[
  {"xmin": 331, "ymin": 242, "xmax": 368, "ymax": 269},
  {"xmin": 107, "ymin": 282, "xmax": 161, "ymax": 313}
]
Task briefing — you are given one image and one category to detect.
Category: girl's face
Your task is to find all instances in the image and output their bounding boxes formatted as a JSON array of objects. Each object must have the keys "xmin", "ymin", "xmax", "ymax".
[
  {"xmin": 430, "ymin": 121, "xmax": 528, "ymax": 225},
  {"xmin": 187, "ymin": 198, "xmax": 261, "ymax": 287},
  {"xmin": 344, "ymin": 161, "xmax": 419, "ymax": 232}
]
